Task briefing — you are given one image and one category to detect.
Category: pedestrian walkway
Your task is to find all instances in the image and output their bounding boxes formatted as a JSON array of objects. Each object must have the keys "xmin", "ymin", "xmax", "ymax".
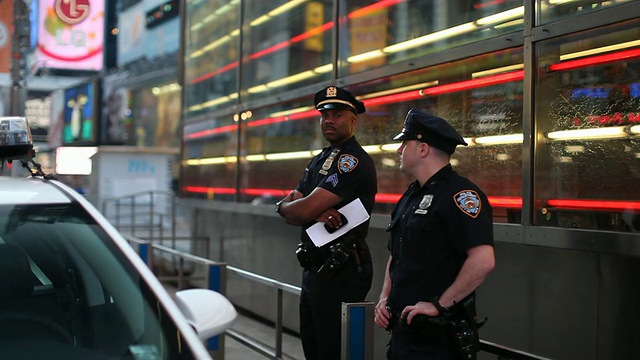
[{"xmin": 224, "ymin": 312, "xmax": 304, "ymax": 360}]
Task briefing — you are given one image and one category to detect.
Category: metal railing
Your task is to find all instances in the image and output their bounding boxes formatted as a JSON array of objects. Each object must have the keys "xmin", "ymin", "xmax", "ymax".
[
  {"xmin": 126, "ymin": 236, "xmax": 551, "ymax": 360},
  {"xmin": 127, "ymin": 236, "xmax": 300, "ymax": 360},
  {"xmin": 107, "ymin": 191, "xmax": 551, "ymax": 360}
]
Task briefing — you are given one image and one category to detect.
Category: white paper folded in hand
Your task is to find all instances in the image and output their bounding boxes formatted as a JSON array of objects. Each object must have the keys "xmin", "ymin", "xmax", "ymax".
[{"xmin": 305, "ymin": 198, "xmax": 370, "ymax": 247}]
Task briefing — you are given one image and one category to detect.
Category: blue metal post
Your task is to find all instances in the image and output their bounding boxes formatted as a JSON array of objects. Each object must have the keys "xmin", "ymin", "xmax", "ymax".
[
  {"xmin": 207, "ymin": 263, "xmax": 227, "ymax": 358},
  {"xmin": 342, "ymin": 302, "xmax": 375, "ymax": 360},
  {"xmin": 138, "ymin": 243, "xmax": 149, "ymax": 265}
]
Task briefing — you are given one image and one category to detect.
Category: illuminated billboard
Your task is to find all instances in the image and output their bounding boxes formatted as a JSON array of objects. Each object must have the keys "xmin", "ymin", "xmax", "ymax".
[
  {"xmin": 35, "ymin": 0, "xmax": 104, "ymax": 72},
  {"xmin": 0, "ymin": 0, "xmax": 13, "ymax": 73},
  {"xmin": 63, "ymin": 82, "xmax": 96, "ymax": 144}
]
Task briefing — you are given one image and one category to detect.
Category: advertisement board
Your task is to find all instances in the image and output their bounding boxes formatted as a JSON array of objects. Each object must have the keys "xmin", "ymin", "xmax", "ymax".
[
  {"xmin": 0, "ymin": 0, "xmax": 13, "ymax": 73},
  {"xmin": 117, "ymin": 0, "xmax": 179, "ymax": 66},
  {"xmin": 63, "ymin": 82, "xmax": 96, "ymax": 144},
  {"xmin": 35, "ymin": 0, "xmax": 104, "ymax": 71}
]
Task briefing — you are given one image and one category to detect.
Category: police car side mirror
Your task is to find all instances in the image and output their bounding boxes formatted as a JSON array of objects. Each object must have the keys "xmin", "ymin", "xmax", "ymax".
[{"xmin": 174, "ymin": 288, "xmax": 237, "ymax": 340}]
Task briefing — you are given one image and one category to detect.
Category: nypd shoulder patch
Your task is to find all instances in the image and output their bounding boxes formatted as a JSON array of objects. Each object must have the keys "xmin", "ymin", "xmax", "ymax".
[
  {"xmin": 338, "ymin": 154, "xmax": 359, "ymax": 173},
  {"xmin": 454, "ymin": 190, "xmax": 482, "ymax": 218}
]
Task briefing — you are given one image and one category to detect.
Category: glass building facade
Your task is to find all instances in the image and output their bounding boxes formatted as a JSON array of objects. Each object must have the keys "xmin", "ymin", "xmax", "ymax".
[{"xmin": 181, "ymin": 0, "xmax": 640, "ymax": 233}]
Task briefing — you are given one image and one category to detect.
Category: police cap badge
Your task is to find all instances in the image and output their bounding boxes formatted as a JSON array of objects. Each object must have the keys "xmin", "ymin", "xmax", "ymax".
[{"xmin": 314, "ymin": 86, "xmax": 366, "ymax": 114}]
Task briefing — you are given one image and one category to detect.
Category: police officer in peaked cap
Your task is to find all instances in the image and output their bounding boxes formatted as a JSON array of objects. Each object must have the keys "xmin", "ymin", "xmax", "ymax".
[
  {"xmin": 276, "ymin": 86, "xmax": 377, "ymax": 360},
  {"xmin": 374, "ymin": 109, "xmax": 495, "ymax": 360}
]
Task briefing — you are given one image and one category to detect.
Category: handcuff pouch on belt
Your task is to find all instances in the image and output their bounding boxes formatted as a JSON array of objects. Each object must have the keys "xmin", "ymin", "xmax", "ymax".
[
  {"xmin": 389, "ymin": 294, "xmax": 487, "ymax": 360},
  {"xmin": 296, "ymin": 241, "xmax": 320, "ymax": 269},
  {"xmin": 296, "ymin": 235, "xmax": 360, "ymax": 280}
]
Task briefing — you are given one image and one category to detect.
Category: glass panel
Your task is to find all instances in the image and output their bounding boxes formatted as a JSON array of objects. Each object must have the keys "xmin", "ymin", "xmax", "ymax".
[
  {"xmin": 181, "ymin": 111, "xmax": 239, "ymax": 201},
  {"xmin": 131, "ymin": 86, "xmax": 182, "ymax": 147},
  {"xmin": 240, "ymin": 0, "xmax": 333, "ymax": 101},
  {"xmin": 338, "ymin": 0, "xmax": 523, "ymax": 77},
  {"xmin": 537, "ymin": 0, "xmax": 634, "ymax": 25},
  {"xmin": 354, "ymin": 48, "xmax": 524, "ymax": 221},
  {"xmin": 237, "ymin": 96, "xmax": 322, "ymax": 204},
  {"xmin": 183, "ymin": 0, "xmax": 241, "ymax": 117},
  {"xmin": 195, "ymin": 48, "xmax": 524, "ymax": 222},
  {"xmin": 535, "ymin": 22, "xmax": 640, "ymax": 232}
]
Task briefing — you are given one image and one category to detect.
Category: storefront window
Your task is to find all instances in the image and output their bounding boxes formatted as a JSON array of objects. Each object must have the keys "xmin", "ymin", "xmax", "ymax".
[
  {"xmin": 537, "ymin": 0, "xmax": 634, "ymax": 25},
  {"xmin": 182, "ymin": 47, "xmax": 525, "ymax": 222},
  {"xmin": 183, "ymin": 0, "xmax": 241, "ymax": 117},
  {"xmin": 535, "ymin": 22, "xmax": 640, "ymax": 232},
  {"xmin": 338, "ymin": 0, "xmax": 523, "ymax": 77},
  {"xmin": 353, "ymin": 48, "xmax": 524, "ymax": 219},
  {"xmin": 240, "ymin": 1, "xmax": 333, "ymax": 101},
  {"xmin": 130, "ymin": 85, "xmax": 181, "ymax": 148}
]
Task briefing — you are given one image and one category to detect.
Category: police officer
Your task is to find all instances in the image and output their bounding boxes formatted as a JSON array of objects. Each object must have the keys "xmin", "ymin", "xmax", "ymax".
[
  {"xmin": 373, "ymin": 109, "xmax": 495, "ymax": 360},
  {"xmin": 276, "ymin": 86, "xmax": 377, "ymax": 360}
]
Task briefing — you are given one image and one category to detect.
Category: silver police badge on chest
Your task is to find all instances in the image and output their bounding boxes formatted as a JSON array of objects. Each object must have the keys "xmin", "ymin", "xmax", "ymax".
[{"xmin": 414, "ymin": 194, "xmax": 433, "ymax": 214}]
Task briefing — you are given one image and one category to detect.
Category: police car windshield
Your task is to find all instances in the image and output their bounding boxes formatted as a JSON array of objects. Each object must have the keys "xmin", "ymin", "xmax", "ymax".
[{"xmin": 0, "ymin": 201, "xmax": 195, "ymax": 359}]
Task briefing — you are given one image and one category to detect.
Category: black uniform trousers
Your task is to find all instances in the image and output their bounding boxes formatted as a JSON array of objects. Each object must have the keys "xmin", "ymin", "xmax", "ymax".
[
  {"xmin": 387, "ymin": 328, "xmax": 455, "ymax": 360},
  {"xmin": 299, "ymin": 258, "xmax": 372, "ymax": 360}
]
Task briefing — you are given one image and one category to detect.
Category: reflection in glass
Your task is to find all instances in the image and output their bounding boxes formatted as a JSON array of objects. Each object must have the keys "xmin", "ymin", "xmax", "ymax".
[
  {"xmin": 181, "ymin": 48, "xmax": 526, "ymax": 223},
  {"xmin": 535, "ymin": 23, "xmax": 640, "ymax": 232},
  {"xmin": 338, "ymin": 0, "xmax": 523, "ymax": 76},
  {"xmin": 537, "ymin": 0, "xmax": 633, "ymax": 26}
]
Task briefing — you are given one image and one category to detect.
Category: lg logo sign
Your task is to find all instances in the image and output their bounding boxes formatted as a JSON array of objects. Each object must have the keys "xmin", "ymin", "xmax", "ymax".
[{"xmin": 55, "ymin": 0, "xmax": 90, "ymax": 25}]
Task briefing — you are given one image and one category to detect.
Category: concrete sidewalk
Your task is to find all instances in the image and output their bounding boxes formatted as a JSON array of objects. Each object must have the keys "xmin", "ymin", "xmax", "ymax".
[{"xmin": 223, "ymin": 312, "xmax": 304, "ymax": 360}]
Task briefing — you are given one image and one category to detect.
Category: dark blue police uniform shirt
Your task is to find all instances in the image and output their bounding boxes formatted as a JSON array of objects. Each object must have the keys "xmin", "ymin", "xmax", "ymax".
[
  {"xmin": 296, "ymin": 136, "xmax": 377, "ymax": 241},
  {"xmin": 386, "ymin": 164, "xmax": 494, "ymax": 310}
]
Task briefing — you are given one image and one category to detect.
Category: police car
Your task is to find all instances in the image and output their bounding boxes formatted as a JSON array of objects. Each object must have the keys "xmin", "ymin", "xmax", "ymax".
[{"xmin": 0, "ymin": 117, "xmax": 236, "ymax": 359}]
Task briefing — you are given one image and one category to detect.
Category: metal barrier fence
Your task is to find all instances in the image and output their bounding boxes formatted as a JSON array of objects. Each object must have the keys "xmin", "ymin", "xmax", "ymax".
[{"xmin": 126, "ymin": 236, "xmax": 551, "ymax": 360}]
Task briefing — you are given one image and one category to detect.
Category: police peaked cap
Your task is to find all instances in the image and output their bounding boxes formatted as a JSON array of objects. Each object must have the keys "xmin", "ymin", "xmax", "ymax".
[
  {"xmin": 393, "ymin": 109, "xmax": 468, "ymax": 154},
  {"xmin": 314, "ymin": 86, "xmax": 366, "ymax": 114}
]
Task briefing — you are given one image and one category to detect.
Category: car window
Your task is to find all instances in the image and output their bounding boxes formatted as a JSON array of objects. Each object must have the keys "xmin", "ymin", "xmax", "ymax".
[{"xmin": 0, "ymin": 202, "xmax": 197, "ymax": 360}]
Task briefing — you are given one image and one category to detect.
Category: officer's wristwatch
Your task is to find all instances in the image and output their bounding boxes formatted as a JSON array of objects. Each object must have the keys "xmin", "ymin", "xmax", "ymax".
[
  {"xmin": 432, "ymin": 297, "xmax": 450, "ymax": 314},
  {"xmin": 275, "ymin": 200, "xmax": 284, "ymax": 214}
]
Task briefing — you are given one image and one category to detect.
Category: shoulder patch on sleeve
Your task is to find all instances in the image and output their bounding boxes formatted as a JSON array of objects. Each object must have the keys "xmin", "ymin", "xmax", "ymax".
[
  {"xmin": 454, "ymin": 190, "xmax": 482, "ymax": 218},
  {"xmin": 337, "ymin": 154, "xmax": 359, "ymax": 173}
]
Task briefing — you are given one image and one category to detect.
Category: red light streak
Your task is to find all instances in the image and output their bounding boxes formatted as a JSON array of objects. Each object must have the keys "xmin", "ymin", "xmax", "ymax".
[
  {"xmin": 489, "ymin": 196, "xmax": 523, "ymax": 209},
  {"xmin": 185, "ymin": 186, "xmax": 237, "ymax": 195},
  {"xmin": 244, "ymin": 188, "xmax": 289, "ymax": 197},
  {"xmin": 423, "ymin": 71, "xmax": 524, "ymax": 95},
  {"xmin": 473, "ymin": 0, "xmax": 506, "ymax": 10},
  {"xmin": 186, "ymin": 124, "xmax": 238, "ymax": 139},
  {"xmin": 190, "ymin": 61, "xmax": 239, "ymax": 84},
  {"xmin": 181, "ymin": 188, "xmax": 640, "ymax": 213},
  {"xmin": 363, "ymin": 71, "xmax": 524, "ymax": 108},
  {"xmin": 362, "ymin": 90, "xmax": 423, "ymax": 108},
  {"xmin": 250, "ymin": 41, "xmax": 292, "ymax": 60},
  {"xmin": 290, "ymin": 22, "xmax": 334, "ymax": 43},
  {"xmin": 348, "ymin": 0, "xmax": 406, "ymax": 18},
  {"xmin": 546, "ymin": 199, "xmax": 640, "ymax": 211},
  {"xmin": 375, "ymin": 193, "xmax": 402, "ymax": 203},
  {"xmin": 246, "ymin": 109, "xmax": 318, "ymax": 127},
  {"xmin": 548, "ymin": 48, "xmax": 640, "ymax": 72}
]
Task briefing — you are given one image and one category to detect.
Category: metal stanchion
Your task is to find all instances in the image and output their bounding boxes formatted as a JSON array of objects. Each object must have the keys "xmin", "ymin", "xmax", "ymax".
[
  {"xmin": 341, "ymin": 301, "xmax": 375, "ymax": 360},
  {"xmin": 207, "ymin": 262, "xmax": 228, "ymax": 360},
  {"xmin": 138, "ymin": 242, "xmax": 150, "ymax": 265}
]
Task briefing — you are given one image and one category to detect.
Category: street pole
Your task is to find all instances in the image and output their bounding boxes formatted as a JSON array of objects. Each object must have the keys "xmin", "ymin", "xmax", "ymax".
[{"xmin": 9, "ymin": 0, "xmax": 29, "ymax": 118}]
